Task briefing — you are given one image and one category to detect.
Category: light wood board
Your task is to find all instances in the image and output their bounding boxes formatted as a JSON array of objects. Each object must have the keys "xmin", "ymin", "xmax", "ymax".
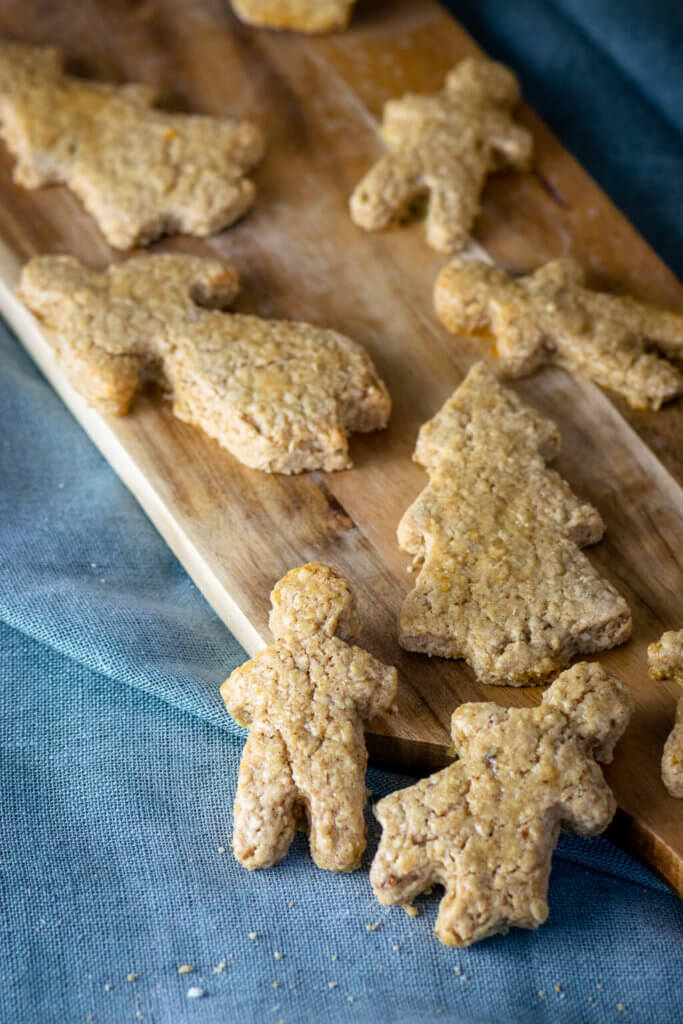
[{"xmin": 0, "ymin": 0, "xmax": 681, "ymax": 893}]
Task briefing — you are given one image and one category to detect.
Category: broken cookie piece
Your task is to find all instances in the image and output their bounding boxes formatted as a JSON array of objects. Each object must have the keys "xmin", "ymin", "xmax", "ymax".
[
  {"xmin": 350, "ymin": 56, "xmax": 533, "ymax": 252},
  {"xmin": 435, "ymin": 257, "xmax": 683, "ymax": 410},
  {"xmin": 231, "ymin": 0, "xmax": 356, "ymax": 33},
  {"xmin": 221, "ymin": 563, "xmax": 398, "ymax": 871},
  {"xmin": 371, "ymin": 662, "xmax": 634, "ymax": 947},
  {"xmin": 18, "ymin": 253, "xmax": 391, "ymax": 473},
  {"xmin": 648, "ymin": 630, "xmax": 683, "ymax": 798},
  {"xmin": 398, "ymin": 362, "xmax": 631, "ymax": 684},
  {"xmin": 0, "ymin": 42, "xmax": 264, "ymax": 248}
]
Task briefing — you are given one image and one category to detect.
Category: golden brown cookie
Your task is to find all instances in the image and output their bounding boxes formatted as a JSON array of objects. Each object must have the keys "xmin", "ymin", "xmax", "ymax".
[
  {"xmin": 231, "ymin": 0, "xmax": 356, "ymax": 32},
  {"xmin": 350, "ymin": 57, "xmax": 532, "ymax": 252},
  {"xmin": 221, "ymin": 563, "xmax": 398, "ymax": 871},
  {"xmin": 0, "ymin": 42, "xmax": 264, "ymax": 249},
  {"xmin": 435, "ymin": 257, "xmax": 683, "ymax": 410},
  {"xmin": 371, "ymin": 662, "xmax": 634, "ymax": 947},
  {"xmin": 398, "ymin": 362, "xmax": 631, "ymax": 684},
  {"xmin": 18, "ymin": 254, "xmax": 391, "ymax": 473},
  {"xmin": 648, "ymin": 630, "xmax": 683, "ymax": 798}
]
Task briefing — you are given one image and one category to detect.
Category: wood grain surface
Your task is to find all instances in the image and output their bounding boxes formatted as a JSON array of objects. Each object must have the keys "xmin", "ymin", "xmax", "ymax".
[{"xmin": 0, "ymin": 0, "xmax": 681, "ymax": 892}]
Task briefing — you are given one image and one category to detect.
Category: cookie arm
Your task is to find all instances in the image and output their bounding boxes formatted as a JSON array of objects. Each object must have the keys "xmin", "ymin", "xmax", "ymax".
[
  {"xmin": 485, "ymin": 112, "xmax": 533, "ymax": 171},
  {"xmin": 344, "ymin": 646, "xmax": 398, "ymax": 719},
  {"xmin": 221, "ymin": 648, "xmax": 275, "ymax": 727}
]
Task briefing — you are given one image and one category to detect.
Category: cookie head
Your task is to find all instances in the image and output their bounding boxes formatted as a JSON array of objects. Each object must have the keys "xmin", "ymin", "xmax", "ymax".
[
  {"xmin": 542, "ymin": 662, "xmax": 634, "ymax": 763},
  {"xmin": 268, "ymin": 562, "xmax": 361, "ymax": 641},
  {"xmin": 447, "ymin": 56, "xmax": 520, "ymax": 107}
]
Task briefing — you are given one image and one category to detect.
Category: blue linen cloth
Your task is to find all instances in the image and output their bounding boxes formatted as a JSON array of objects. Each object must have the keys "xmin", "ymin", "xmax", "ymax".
[{"xmin": 2, "ymin": 2, "xmax": 683, "ymax": 1022}]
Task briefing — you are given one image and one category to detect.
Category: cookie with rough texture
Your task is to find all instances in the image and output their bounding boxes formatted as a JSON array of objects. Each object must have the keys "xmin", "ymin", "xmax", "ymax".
[
  {"xmin": 371, "ymin": 662, "xmax": 633, "ymax": 947},
  {"xmin": 398, "ymin": 362, "xmax": 631, "ymax": 685},
  {"xmin": 350, "ymin": 57, "xmax": 532, "ymax": 252},
  {"xmin": 648, "ymin": 630, "xmax": 683, "ymax": 798},
  {"xmin": 0, "ymin": 42, "xmax": 264, "ymax": 249},
  {"xmin": 231, "ymin": 0, "xmax": 356, "ymax": 32},
  {"xmin": 221, "ymin": 563, "xmax": 398, "ymax": 871},
  {"xmin": 18, "ymin": 254, "xmax": 391, "ymax": 473},
  {"xmin": 435, "ymin": 257, "xmax": 683, "ymax": 410}
]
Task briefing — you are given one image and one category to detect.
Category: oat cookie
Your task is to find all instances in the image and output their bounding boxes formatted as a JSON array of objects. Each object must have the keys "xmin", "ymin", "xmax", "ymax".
[
  {"xmin": 0, "ymin": 42, "xmax": 264, "ymax": 249},
  {"xmin": 371, "ymin": 662, "xmax": 634, "ymax": 947},
  {"xmin": 231, "ymin": 0, "xmax": 356, "ymax": 33},
  {"xmin": 435, "ymin": 257, "xmax": 683, "ymax": 410},
  {"xmin": 221, "ymin": 563, "xmax": 398, "ymax": 871},
  {"xmin": 398, "ymin": 362, "xmax": 631, "ymax": 685},
  {"xmin": 18, "ymin": 253, "xmax": 391, "ymax": 473},
  {"xmin": 350, "ymin": 57, "xmax": 532, "ymax": 252},
  {"xmin": 648, "ymin": 630, "xmax": 683, "ymax": 798}
]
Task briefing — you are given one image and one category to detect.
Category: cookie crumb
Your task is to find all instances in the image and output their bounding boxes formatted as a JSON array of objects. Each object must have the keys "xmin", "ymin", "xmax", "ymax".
[
  {"xmin": 178, "ymin": 965, "xmax": 194, "ymax": 975},
  {"xmin": 187, "ymin": 987, "xmax": 204, "ymax": 999},
  {"xmin": 404, "ymin": 906, "xmax": 419, "ymax": 918},
  {"xmin": 454, "ymin": 966, "xmax": 461, "ymax": 976},
  {"xmin": 617, "ymin": 1004, "xmax": 627, "ymax": 1013},
  {"xmin": 347, "ymin": 996, "xmax": 355, "ymax": 1003},
  {"xmin": 288, "ymin": 901, "xmax": 294, "ymax": 908},
  {"xmin": 329, "ymin": 982, "xmax": 337, "ymax": 989},
  {"xmin": 127, "ymin": 973, "xmax": 138, "ymax": 983},
  {"xmin": 213, "ymin": 960, "xmax": 228, "ymax": 974},
  {"xmin": 365, "ymin": 921, "xmax": 381, "ymax": 932},
  {"xmin": 538, "ymin": 990, "xmax": 546, "ymax": 999},
  {"xmin": 103, "ymin": 984, "xmax": 112, "ymax": 992},
  {"xmin": 331, "ymin": 954, "xmax": 338, "ymax": 961},
  {"xmin": 554, "ymin": 985, "xmax": 561, "ymax": 993},
  {"xmin": 217, "ymin": 846, "xmax": 226, "ymax": 854},
  {"xmin": 392, "ymin": 945, "xmax": 399, "ymax": 951},
  {"xmin": 248, "ymin": 931, "xmax": 258, "ymax": 940}
]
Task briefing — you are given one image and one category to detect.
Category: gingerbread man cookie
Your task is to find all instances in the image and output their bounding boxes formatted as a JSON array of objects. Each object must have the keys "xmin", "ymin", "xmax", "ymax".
[
  {"xmin": 371, "ymin": 662, "xmax": 634, "ymax": 947},
  {"xmin": 18, "ymin": 253, "xmax": 391, "ymax": 473},
  {"xmin": 398, "ymin": 362, "xmax": 631, "ymax": 685},
  {"xmin": 0, "ymin": 42, "xmax": 264, "ymax": 249},
  {"xmin": 350, "ymin": 57, "xmax": 533, "ymax": 252},
  {"xmin": 648, "ymin": 630, "xmax": 683, "ymax": 798},
  {"xmin": 435, "ymin": 257, "xmax": 683, "ymax": 410},
  {"xmin": 221, "ymin": 564, "xmax": 398, "ymax": 871},
  {"xmin": 231, "ymin": 0, "xmax": 356, "ymax": 33}
]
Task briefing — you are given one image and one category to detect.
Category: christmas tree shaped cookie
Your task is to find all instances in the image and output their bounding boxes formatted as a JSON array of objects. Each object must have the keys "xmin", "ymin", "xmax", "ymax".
[
  {"xmin": 648, "ymin": 630, "xmax": 683, "ymax": 798},
  {"xmin": 231, "ymin": 0, "xmax": 356, "ymax": 33},
  {"xmin": 398, "ymin": 362, "xmax": 631, "ymax": 684},
  {"xmin": 0, "ymin": 42, "xmax": 264, "ymax": 249},
  {"xmin": 350, "ymin": 57, "xmax": 533, "ymax": 252},
  {"xmin": 18, "ymin": 253, "xmax": 391, "ymax": 473},
  {"xmin": 435, "ymin": 257, "xmax": 683, "ymax": 410},
  {"xmin": 222, "ymin": 563, "xmax": 398, "ymax": 871},
  {"xmin": 371, "ymin": 662, "xmax": 634, "ymax": 946}
]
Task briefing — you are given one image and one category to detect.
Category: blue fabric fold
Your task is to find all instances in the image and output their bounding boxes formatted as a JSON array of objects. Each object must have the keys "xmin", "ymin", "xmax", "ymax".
[{"xmin": 3, "ymin": 2, "xmax": 683, "ymax": 1022}]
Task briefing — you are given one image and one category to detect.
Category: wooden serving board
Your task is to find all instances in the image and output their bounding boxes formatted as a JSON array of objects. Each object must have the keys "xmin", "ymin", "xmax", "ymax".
[{"xmin": 0, "ymin": 0, "xmax": 681, "ymax": 893}]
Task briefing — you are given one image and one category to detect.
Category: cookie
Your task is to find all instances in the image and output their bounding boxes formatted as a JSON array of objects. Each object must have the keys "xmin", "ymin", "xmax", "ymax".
[
  {"xmin": 18, "ymin": 253, "xmax": 391, "ymax": 473},
  {"xmin": 350, "ymin": 57, "xmax": 532, "ymax": 252},
  {"xmin": 221, "ymin": 563, "xmax": 398, "ymax": 871},
  {"xmin": 648, "ymin": 630, "xmax": 683, "ymax": 798},
  {"xmin": 0, "ymin": 42, "xmax": 264, "ymax": 249},
  {"xmin": 231, "ymin": 0, "xmax": 356, "ymax": 33},
  {"xmin": 435, "ymin": 257, "xmax": 683, "ymax": 410},
  {"xmin": 371, "ymin": 662, "xmax": 633, "ymax": 947},
  {"xmin": 398, "ymin": 362, "xmax": 631, "ymax": 685}
]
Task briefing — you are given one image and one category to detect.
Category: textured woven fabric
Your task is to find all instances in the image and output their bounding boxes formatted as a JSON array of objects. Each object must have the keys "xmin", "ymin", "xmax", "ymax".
[{"xmin": 2, "ymin": 2, "xmax": 683, "ymax": 1022}]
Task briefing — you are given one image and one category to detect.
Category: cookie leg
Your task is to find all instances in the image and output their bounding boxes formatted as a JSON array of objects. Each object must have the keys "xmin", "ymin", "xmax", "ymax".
[
  {"xmin": 232, "ymin": 730, "xmax": 299, "ymax": 869},
  {"xmin": 301, "ymin": 749, "xmax": 366, "ymax": 872},
  {"xmin": 349, "ymin": 151, "xmax": 425, "ymax": 233}
]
